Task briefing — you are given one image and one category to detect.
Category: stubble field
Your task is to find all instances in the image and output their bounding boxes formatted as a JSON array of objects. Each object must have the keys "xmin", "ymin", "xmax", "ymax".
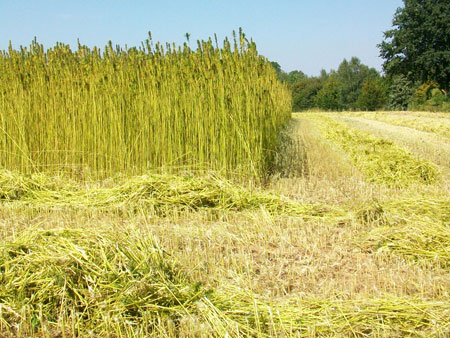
[{"xmin": 1, "ymin": 111, "xmax": 449, "ymax": 337}]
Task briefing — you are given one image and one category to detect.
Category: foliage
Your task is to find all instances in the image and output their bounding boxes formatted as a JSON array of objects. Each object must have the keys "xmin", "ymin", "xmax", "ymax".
[
  {"xmin": 291, "ymin": 76, "xmax": 325, "ymax": 111},
  {"xmin": 335, "ymin": 57, "xmax": 380, "ymax": 110},
  {"xmin": 270, "ymin": 61, "xmax": 282, "ymax": 75},
  {"xmin": 0, "ymin": 33, "xmax": 291, "ymax": 180},
  {"xmin": 427, "ymin": 88, "xmax": 449, "ymax": 108},
  {"xmin": 315, "ymin": 76, "xmax": 342, "ymax": 111},
  {"xmin": 356, "ymin": 78, "xmax": 387, "ymax": 111},
  {"xmin": 279, "ymin": 58, "xmax": 386, "ymax": 111},
  {"xmin": 379, "ymin": 0, "xmax": 450, "ymax": 92},
  {"xmin": 410, "ymin": 82, "xmax": 450, "ymax": 111},
  {"xmin": 270, "ymin": 62, "xmax": 307, "ymax": 86},
  {"xmin": 388, "ymin": 75, "xmax": 414, "ymax": 110},
  {"xmin": 411, "ymin": 81, "xmax": 440, "ymax": 105}
]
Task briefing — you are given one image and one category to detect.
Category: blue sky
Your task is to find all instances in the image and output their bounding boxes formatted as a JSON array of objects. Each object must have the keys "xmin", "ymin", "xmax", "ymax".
[{"xmin": 0, "ymin": 0, "xmax": 403, "ymax": 76}]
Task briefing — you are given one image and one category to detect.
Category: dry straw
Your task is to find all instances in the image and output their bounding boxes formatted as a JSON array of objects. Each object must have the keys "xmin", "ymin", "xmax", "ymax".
[
  {"xmin": 0, "ymin": 170, "xmax": 343, "ymax": 219},
  {"xmin": 351, "ymin": 112, "xmax": 450, "ymax": 139},
  {"xmin": 1, "ymin": 226, "xmax": 448, "ymax": 337},
  {"xmin": 358, "ymin": 197, "xmax": 450, "ymax": 267},
  {"xmin": 312, "ymin": 115, "xmax": 439, "ymax": 186},
  {"xmin": 2, "ymin": 169, "xmax": 448, "ymax": 268}
]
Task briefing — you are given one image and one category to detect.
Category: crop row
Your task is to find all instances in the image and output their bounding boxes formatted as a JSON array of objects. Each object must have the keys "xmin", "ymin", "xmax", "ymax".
[
  {"xmin": 310, "ymin": 114, "xmax": 438, "ymax": 187},
  {"xmin": 350, "ymin": 112, "xmax": 450, "ymax": 139}
]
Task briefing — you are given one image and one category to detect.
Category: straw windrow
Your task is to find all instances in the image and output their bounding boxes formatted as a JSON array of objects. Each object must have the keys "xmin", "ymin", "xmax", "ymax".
[
  {"xmin": 0, "ymin": 170, "xmax": 343, "ymax": 219},
  {"xmin": 357, "ymin": 197, "xmax": 450, "ymax": 267},
  {"xmin": 0, "ymin": 227, "xmax": 211, "ymax": 335},
  {"xmin": 309, "ymin": 114, "xmax": 439, "ymax": 186},
  {"xmin": 348, "ymin": 112, "xmax": 450, "ymax": 139},
  {"xmin": 1, "ymin": 226, "xmax": 448, "ymax": 337}
]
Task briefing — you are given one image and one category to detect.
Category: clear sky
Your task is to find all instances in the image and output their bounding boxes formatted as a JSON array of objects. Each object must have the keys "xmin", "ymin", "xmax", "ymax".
[{"xmin": 0, "ymin": 0, "xmax": 403, "ymax": 76}]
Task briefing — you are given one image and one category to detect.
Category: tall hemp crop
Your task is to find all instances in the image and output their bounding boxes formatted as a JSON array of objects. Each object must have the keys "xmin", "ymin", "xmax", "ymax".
[{"xmin": 0, "ymin": 31, "xmax": 291, "ymax": 180}]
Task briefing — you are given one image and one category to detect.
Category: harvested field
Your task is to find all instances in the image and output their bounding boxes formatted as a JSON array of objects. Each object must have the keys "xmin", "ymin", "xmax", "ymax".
[
  {"xmin": 1, "ymin": 100, "xmax": 449, "ymax": 336},
  {"xmin": 336, "ymin": 115, "xmax": 450, "ymax": 171}
]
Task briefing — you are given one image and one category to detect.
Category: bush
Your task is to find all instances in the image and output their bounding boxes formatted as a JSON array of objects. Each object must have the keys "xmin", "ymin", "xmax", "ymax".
[
  {"xmin": 388, "ymin": 75, "xmax": 414, "ymax": 110},
  {"xmin": 410, "ymin": 83, "xmax": 450, "ymax": 112},
  {"xmin": 356, "ymin": 78, "xmax": 387, "ymax": 111},
  {"xmin": 315, "ymin": 76, "xmax": 342, "ymax": 111}
]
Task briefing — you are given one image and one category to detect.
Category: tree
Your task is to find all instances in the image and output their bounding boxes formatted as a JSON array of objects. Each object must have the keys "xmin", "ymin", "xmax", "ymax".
[
  {"xmin": 388, "ymin": 75, "xmax": 414, "ymax": 110},
  {"xmin": 356, "ymin": 78, "xmax": 387, "ymax": 111},
  {"xmin": 270, "ymin": 61, "xmax": 282, "ymax": 75},
  {"xmin": 291, "ymin": 77, "xmax": 325, "ymax": 111},
  {"xmin": 270, "ymin": 62, "xmax": 306, "ymax": 85},
  {"xmin": 269, "ymin": 61, "xmax": 286, "ymax": 82},
  {"xmin": 335, "ymin": 57, "xmax": 379, "ymax": 109},
  {"xmin": 410, "ymin": 81, "xmax": 440, "ymax": 106},
  {"xmin": 286, "ymin": 70, "xmax": 306, "ymax": 85},
  {"xmin": 379, "ymin": 0, "xmax": 450, "ymax": 93},
  {"xmin": 315, "ymin": 76, "xmax": 341, "ymax": 111}
]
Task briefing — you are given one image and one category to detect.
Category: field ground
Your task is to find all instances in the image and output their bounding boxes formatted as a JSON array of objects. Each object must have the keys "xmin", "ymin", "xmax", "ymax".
[{"xmin": 1, "ymin": 111, "xmax": 449, "ymax": 337}]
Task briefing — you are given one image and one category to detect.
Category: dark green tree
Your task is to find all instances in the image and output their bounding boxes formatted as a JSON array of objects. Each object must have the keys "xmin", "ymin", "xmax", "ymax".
[
  {"xmin": 291, "ymin": 77, "xmax": 325, "ymax": 111},
  {"xmin": 315, "ymin": 76, "xmax": 341, "ymax": 111},
  {"xmin": 388, "ymin": 75, "xmax": 414, "ymax": 110},
  {"xmin": 379, "ymin": 0, "xmax": 450, "ymax": 93},
  {"xmin": 335, "ymin": 57, "xmax": 379, "ymax": 110},
  {"xmin": 356, "ymin": 78, "xmax": 387, "ymax": 111},
  {"xmin": 286, "ymin": 70, "xmax": 306, "ymax": 85},
  {"xmin": 270, "ymin": 61, "xmax": 282, "ymax": 75}
]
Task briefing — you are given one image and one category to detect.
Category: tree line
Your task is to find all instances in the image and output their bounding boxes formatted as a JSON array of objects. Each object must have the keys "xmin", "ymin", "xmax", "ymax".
[{"xmin": 274, "ymin": 0, "xmax": 449, "ymax": 112}]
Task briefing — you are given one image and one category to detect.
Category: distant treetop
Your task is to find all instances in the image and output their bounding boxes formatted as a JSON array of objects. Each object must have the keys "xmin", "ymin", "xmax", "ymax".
[{"xmin": 378, "ymin": 0, "xmax": 450, "ymax": 93}]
